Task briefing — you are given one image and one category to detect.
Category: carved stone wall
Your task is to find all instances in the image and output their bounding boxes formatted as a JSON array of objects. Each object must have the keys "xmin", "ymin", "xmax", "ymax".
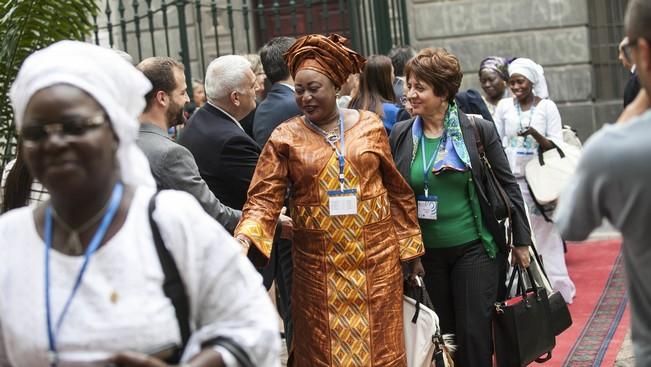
[{"xmin": 407, "ymin": 0, "xmax": 624, "ymax": 140}]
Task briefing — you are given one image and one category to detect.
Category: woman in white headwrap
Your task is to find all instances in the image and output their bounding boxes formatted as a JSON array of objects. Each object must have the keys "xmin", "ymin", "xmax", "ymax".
[
  {"xmin": 493, "ymin": 57, "xmax": 576, "ymax": 303},
  {"xmin": 0, "ymin": 41, "xmax": 280, "ymax": 367}
]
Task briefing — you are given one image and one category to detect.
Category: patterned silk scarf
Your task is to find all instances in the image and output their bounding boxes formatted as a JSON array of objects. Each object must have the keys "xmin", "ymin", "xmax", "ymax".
[{"xmin": 411, "ymin": 102, "xmax": 471, "ymax": 173}]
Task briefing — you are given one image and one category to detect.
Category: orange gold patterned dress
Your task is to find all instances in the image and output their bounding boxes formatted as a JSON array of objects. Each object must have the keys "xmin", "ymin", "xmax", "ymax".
[{"xmin": 235, "ymin": 111, "xmax": 424, "ymax": 366}]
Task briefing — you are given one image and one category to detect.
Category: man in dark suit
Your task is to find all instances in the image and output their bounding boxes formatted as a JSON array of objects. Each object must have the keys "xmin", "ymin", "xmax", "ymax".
[
  {"xmin": 619, "ymin": 36, "xmax": 641, "ymax": 108},
  {"xmin": 179, "ymin": 55, "xmax": 261, "ymax": 211},
  {"xmin": 253, "ymin": 37, "xmax": 302, "ymax": 147},
  {"xmin": 136, "ymin": 57, "xmax": 241, "ymax": 232}
]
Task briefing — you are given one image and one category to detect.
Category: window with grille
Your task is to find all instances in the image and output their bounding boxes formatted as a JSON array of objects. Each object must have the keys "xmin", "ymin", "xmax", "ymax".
[{"xmin": 588, "ymin": 0, "xmax": 631, "ymax": 101}]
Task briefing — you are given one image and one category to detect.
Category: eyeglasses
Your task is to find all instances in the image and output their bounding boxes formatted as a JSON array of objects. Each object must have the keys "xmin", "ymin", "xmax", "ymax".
[{"xmin": 20, "ymin": 114, "xmax": 107, "ymax": 145}]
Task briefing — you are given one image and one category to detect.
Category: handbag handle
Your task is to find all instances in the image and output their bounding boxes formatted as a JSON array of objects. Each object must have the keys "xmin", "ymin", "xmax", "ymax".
[
  {"xmin": 537, "ymin": 142, "xmax": 565, "ymax": 166},
  {"xmin": 506, "ymin": 266, "xmax": 527, "ymax": 299},
  {"xmin": 524, "ymin": 266, "xmax": 546, "ymax": 301},
  {"xmin": 506, "ymin": 266, "xmax": 543, "ymax": 302},
  {"xmin": 535, "ymin": 351, "xmax": 553, "ymax": 363},
  {"xmin": 408, "ymin": 276, "xmax": 425, "ymax": 323}
]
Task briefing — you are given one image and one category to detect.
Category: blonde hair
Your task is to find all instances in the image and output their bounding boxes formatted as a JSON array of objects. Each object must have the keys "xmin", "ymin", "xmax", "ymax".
[{"xmin": 243, "ymin": 53, "xmax": 264, "ymax": 75}]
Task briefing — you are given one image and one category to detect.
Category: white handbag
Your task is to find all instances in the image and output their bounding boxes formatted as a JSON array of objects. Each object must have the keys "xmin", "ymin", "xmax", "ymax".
[
  {"xmin": 524, "ymin": 142, "xmax": 581, "ymax": 211},
  {"xmin": 403, "ymin": 277, "xmax": 454, "ymax": 367}
]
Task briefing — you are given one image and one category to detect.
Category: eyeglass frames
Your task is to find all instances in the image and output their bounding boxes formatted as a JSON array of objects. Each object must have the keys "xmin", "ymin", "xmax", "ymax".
[{"xmin": 20, "ymin": 114, "xmax": 108, "ymax": 146}]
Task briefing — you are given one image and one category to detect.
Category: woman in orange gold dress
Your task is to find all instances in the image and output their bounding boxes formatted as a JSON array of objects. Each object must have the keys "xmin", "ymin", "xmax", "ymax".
[{"xmin": 235, "ymin": 34, "xmax": 425, "ymax": 366}]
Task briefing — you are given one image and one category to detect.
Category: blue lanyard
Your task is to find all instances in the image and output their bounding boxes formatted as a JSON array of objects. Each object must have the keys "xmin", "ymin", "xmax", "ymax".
[
  {"xmin": 420, "ymin": 133, "xmax": 444, "ymax": 197},
  {"xmin": 306, "ymin": 112, "xmax": 346, "ymax": 191},
  {"xmin": 44, "ymin": 182, "xmax": 124, "ymax": 366},
  {"xmin": 515, "ymin": 102, "xmax": 536, "ymax": 130}
]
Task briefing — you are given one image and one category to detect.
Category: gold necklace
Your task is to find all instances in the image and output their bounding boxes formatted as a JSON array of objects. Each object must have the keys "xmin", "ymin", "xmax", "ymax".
[{"xmin": 50, "ymin": 198, "xmax": 114, "ymax": 255}]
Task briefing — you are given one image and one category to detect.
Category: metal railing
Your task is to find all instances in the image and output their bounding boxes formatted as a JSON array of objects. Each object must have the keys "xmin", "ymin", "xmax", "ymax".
[{"xmin": 92, "ymin": 0, "xmax": 410, "ymax": 94}]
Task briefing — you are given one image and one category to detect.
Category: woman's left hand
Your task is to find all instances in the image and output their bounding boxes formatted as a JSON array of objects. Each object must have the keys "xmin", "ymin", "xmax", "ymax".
[
  {"xmin": 517, "ymin": 127, "xmax": 554, "ymax": 151},
  {"xmin": 110, "ymin": 352, "xmax": 169, "ymax": 367},
  {"xmin": 406, "ymin": 258, "xmax": 425, "ymax": 287},
  {"xmin": 511, "ymin": 246, "xmax": 531, "ymax": 268}
]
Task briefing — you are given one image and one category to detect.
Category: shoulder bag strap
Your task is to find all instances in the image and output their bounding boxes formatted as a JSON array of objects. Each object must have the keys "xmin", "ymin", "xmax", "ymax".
[
  {"xmin": 468, "ymin": 115, "xmax": 486, "ymax": 156},
  {"xmin": 469, "ymin": 115, "xmax": 514, "ymax": 245},
  {"xmin": 202, "ymin": 336, "xmax": 255, "ymax": 367},
  {"xmin": 148, "ymin": 193, "xmax": 191, "ymax": 359}
]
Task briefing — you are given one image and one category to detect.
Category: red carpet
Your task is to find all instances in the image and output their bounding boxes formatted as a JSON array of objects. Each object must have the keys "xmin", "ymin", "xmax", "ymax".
[{"xmin": 544, "ymin": 239, "xmax": 630, "ymax": 367}]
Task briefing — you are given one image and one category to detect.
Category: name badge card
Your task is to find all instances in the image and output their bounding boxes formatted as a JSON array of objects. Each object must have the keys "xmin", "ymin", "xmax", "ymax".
[
  {"xmin": 416, "ymin": 194, "xmax": 438, "ymax": 220},
  {"xmin": 327, "ymin": 189, "xmax": 358, "ymax": 216}
]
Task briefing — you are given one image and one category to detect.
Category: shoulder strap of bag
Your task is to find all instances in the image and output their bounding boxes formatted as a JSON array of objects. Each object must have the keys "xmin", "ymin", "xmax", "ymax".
[
  {"xmin": 149, "ymin": 193, "xmax": 255, "ymax": 367},
  {"xmin": 202, "ymin": 336, "xmax": 255, "ymax": 367},
  {"xmin": 468, "ymin": 116, "xmax": 514, "ymax": 245},
  {"xmin": 468, "ymin": 115, "xmax": 486, "ymax": 157},
  {"xmin": 148, "ymin": 193, "xmax": 191, "ymax": 355}
]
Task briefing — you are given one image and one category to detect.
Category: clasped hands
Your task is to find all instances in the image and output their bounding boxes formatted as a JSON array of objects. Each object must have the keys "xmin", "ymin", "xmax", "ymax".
[
  {"xmin": 107, "ymin": 346, "xmax": 224, "ymax": 366},
  {"xmin": 235, "ymin": 207, "xmax": 293, "ymax": 255},
  {"xmin": 517, "ymin": 126, "xmax": 555, "ymax": 151}
]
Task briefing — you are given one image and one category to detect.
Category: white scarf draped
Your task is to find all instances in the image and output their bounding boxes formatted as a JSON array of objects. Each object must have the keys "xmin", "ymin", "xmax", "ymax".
[
  {"xmin": 508, "ymin": 58, "xmax": 549, "ymax": 99},
  {"xmin": 9, "ymin": 40, "xmax": 155, "ymax": 188}
]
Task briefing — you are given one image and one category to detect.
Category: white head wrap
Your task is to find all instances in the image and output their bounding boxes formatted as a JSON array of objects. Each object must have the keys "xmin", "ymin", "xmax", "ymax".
[
  {"xmin": 508, "ymin": 58, "xmax": 549, "ymax": 99},
  {"xmin": 9, "ymin": 40, "xmax": 155, "ymax": 188}
]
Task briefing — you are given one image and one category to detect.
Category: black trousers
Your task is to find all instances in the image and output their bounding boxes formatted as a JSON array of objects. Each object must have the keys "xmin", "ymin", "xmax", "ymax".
[
  {"xmin": 261, "ymin": 237, "xmax": 293, "ymax": 349},
  {"xmin": 421, "ymin": 241, "xmax": 502, "ymax": 367}
]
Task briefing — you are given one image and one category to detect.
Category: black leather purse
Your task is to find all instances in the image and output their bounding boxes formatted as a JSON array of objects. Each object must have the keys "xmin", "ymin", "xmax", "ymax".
[
  {"xmin": 493, "ymin": 266, "xmax": 555, "ymax": 367},
  {"xmin": 530, "ymin": 244, "xmax": 573, "ymax": 336}
]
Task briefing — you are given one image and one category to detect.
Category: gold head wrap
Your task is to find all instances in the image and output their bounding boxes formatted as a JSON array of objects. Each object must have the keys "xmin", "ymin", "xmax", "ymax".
[{"xmin": 284, "ymin": 34, "xmax": 366, "ymax": 88}]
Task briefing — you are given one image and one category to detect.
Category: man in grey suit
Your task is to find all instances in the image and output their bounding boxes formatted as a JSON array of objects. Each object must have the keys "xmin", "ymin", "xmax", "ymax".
[
  {"xmin": 135, "ymin": 57, "xmax": 241, "ymax": 232},
  {"xmin": 252, "ymin": 37, "xmax": 302, "ymax": 146}
]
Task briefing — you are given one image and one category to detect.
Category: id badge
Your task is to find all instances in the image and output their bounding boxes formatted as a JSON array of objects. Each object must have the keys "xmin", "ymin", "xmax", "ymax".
[
  {"xmin": 327, "ymin": 189, "xmax": 357, "ymax": 216},
  {"xmin": 417, "ymin": 194, "xmax": 438, "ymax": 220}
]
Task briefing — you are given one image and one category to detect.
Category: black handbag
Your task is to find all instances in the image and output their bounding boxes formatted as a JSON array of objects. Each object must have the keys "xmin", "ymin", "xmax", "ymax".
[
  {"xmin": 530, "ymin": 244, "xmax": 573, "ymax": 336},
  {"xmin": 469, "ymin": 116, "xmax": 514, "ymax": 248},
  {"xmin": 493, "ymin": 266, "xmax": 555, "ymax": 367}
]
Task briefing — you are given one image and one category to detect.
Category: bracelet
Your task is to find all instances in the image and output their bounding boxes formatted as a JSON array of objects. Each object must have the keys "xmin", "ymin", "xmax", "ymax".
[{"xmin": 236, "ymin": 237, "xmax": 250, "ymax": 249}]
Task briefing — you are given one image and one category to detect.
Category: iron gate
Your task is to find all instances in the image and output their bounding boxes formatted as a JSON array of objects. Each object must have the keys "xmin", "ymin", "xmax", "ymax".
[{"xmin": 92, "ymin": 0, "xmax": 411, "ymax": 95}]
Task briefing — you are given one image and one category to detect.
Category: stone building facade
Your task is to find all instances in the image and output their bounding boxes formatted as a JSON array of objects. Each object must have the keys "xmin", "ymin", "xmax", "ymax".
[
  {"xmin": 97, "ymin": 0, "xmax": 629, "ymax": 140},
  {"xmin": 405, "ymin": 0, "xmax": 629, "ymax": 140}
]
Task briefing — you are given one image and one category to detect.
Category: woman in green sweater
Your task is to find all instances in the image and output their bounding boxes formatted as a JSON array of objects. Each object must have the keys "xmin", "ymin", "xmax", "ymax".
[{"xmin": 389, "ymin": 48, "xmax": 533, "ymax": 367}]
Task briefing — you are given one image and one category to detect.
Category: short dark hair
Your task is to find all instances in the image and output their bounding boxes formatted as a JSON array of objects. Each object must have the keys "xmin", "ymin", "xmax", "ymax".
[
  {"xmin": 404, "ymin": 48, "xmax": 463, "ymax": 103},
  {"xmin": 259, "ymin": 36, "xmax": 296, "ymax": 84},
  {"xmin": 625, "ymin": 0, "xmax": 651, "ymax": 43},
  {"xmin": 136, "ymin": 57, "xmax": 184, "ymax": 111},
  {"xmin": 388, "ymin": 46, "xmax": 417, "ymax": 77}
]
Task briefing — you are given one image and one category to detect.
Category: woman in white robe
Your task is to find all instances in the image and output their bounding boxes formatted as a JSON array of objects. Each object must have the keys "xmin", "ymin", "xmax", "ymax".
[
  {"xmin": 494, "ymin": 58, "xmax": 576, "ymax": 303},
  {"xmin": 0, "ymin": 40, "xmax": 280, "ymax": 367}
]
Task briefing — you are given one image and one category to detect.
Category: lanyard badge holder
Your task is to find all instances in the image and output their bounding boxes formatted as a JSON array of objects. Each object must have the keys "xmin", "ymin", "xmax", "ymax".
[
  {"xmin": 417, "ymin": 134, "xmax": 443, "ymax": 220},
  {"xmin": 307, "ymin": 112, "xmax": 357, "ymax": 216},
  {"xmin": 44, "ymin": 182, "xmax": 124, "ymax": 366}
]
